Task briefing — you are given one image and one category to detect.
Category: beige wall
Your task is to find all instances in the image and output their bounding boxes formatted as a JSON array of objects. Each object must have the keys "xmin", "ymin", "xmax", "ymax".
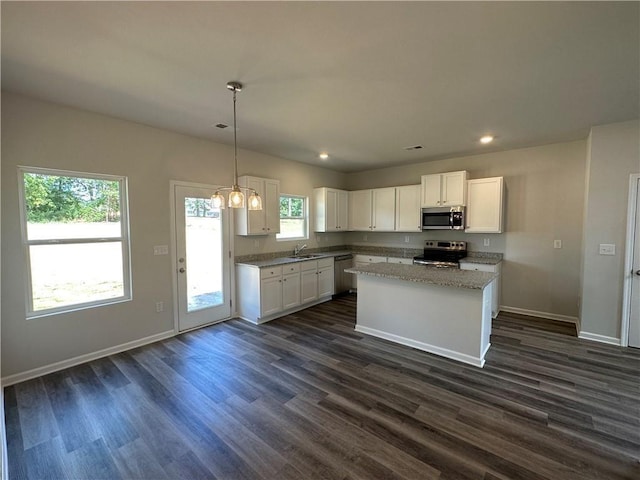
[
  {"xmin": 345, "ymin": 141, "xmax": 588, "ymax": 319},
  {"xmin": 0, "ymin": 92, "xmax": 345, "ymax": 378},
  {"xmin": 580, "ymin": 120, "xmax": 640, "ymax": 340}
]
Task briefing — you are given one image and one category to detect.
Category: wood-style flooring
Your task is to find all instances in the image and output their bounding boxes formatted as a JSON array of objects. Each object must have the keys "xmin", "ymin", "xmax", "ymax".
[{"xmin": 5, "ymin": 294, "xmax": 640, "ymax": 479}]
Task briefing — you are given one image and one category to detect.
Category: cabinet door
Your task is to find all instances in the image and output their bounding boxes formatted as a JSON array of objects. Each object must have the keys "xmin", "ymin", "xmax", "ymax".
[
  {"xmin": 395, "ymin": 185, "xmax": 421, "ymax": 232},
  {"xmin": 325, "ymin": 189, "xmax": 338, "ymax": 231},
  {"xmin": 421, "ymin": 174, "xmax": 442, "ymax": 207},
  {"xmin": 264, "ymin": 179, "xmax": 281, "ymax": 233},
  {"xmin": 336, "ymin": 190, "xmax": 348, "ymax": 230},
  {"xmin": 282, "ymin": 272, "xmax": 301, "ymax": 309},
  {"xmin": 348, "ymin": 190, "xmax": 372, "ymax": 231},
  {"xmin": 247, "ymin": 177, "xmax": 267, "ymax": 234},
  {"xmin": 300, "ymin": 268, "xmax": 318, "ymax": 303},
  {"xmin": 317, "ymin": 266, "xmax": 334, "ymax": 297},
  {"xmin": 465, "ymin": 177, "xmax": 503, "ymax": 233},
  {"xmin": 372, "ymin": 187, "xmax": 396, "ymax": 231},
  {"xmin": 441, "ymin": 171, "xmax": 467, "ymax": 206},
  {"xmin": 387, "ymin": 257, "xmax": 413, "ymax": 265},
  {"xmin": 261, "ymin": 276, "xmax": 282, "ymax": 316}
]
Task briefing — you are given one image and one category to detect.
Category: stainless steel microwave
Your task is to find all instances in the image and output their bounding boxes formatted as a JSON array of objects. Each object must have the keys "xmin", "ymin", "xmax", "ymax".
[{"xmin": 421, "ymin": 206, "xmax": 465, "ymax": 230}]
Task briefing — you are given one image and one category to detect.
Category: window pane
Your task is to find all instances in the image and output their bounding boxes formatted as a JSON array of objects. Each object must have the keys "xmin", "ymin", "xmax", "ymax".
[
  {"xmin": 278, "ymin": 219, "xmax": 306, "ymax": 239},
  {"xmin": 24, "ymin": 173, "xmax": 121, "ymax": 240},
  {"xmin": 29, "ymin": 242, "xmax": 125, "ymax": 311},
  {"xmin": 185, "ymin": 198, "xmax": 223, "ymax": 312}
]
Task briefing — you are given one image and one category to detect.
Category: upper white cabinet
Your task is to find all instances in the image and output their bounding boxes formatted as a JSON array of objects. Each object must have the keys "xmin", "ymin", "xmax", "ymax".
[
  {"xmin": 421, "ymin": 171, "xmax": 468, "ymax": 207},
  {"xmin": 395, "ymin": 185, "xmax": 421, "ymax": 232},
  {"xmin": 465, "ymin": 177, "xmax": 504, "ymax": 233},
  {"xmin": 235, "ymin": 176, "xmax": 280, "ymax": 236},
  {"xmin": 313, "ymin": 187, "xmax": 348, "ymax": 232},
  {"xmin": 348, "ymin": 188, "xmax": 396, "ymax": 231}
]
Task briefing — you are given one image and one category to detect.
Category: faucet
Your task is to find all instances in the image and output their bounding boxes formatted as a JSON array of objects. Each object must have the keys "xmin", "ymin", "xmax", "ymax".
[{"xmin": 294, "ymin": 243, "xmax": 307, "ymax": 256}]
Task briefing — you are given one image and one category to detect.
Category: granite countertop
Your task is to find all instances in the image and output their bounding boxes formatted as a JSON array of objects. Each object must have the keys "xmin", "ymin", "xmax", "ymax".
[
  {"xmin": 346, "ymin": 263, "xmax": 497, "ymax": 290},
  {"xmin": 459, "ymin": 252, "xmax": 503, "ymax": 265},
  {"xmin": 236, "ymin": 250, "xmax": 351, "ymax": 268}
]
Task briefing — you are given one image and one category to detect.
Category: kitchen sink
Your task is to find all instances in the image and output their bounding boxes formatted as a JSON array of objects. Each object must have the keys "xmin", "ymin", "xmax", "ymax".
[{"xmin": 287, "ymin": 254, "xmax": 326, "ymax": 260}]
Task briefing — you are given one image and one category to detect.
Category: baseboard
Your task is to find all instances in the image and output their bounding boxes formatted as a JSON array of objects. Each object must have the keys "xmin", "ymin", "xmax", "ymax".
[
  {"xmin": 0, "ymin": 385, "xmax": 6, "ymax": 480},
  {"xmin": 355, "ymin": 325, "xmax": 486, "ymax": 368},
  {"xmin": 578, "ymin": 331, "xmax": 621, "ymax": 346},
  {"xmin": 1, "ymin": 330, "xmax": 176, "ymax": 387},
  {"xmin": 499, "ymin": 305, "xmax": 579, "ymax": 325}
]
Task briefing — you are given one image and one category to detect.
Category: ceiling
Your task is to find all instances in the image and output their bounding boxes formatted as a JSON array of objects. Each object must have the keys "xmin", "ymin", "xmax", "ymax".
[{"xmin": 2, "ymin": 2, "xmax": 638, "ymax": 172}]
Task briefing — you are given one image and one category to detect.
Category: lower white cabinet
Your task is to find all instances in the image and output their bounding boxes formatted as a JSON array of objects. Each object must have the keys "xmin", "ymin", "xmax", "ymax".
[
  {"xmin": 352, "ymin": 255, "xmax": 387, "ymax": 289},
  {"xmin": 387, "ymin": 257, "xmax": 413, "ymax": 265},
  {"xmin": 459, "ymin": 261, "xmax": 502, "ymax": 318},
  {"xmin": 236, "ymin": 258, "xmax": 334, "ymax": 324}
]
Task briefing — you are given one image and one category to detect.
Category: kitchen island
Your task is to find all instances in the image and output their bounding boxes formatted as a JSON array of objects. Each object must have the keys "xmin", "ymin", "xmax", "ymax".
[{"xmin": 346, "ymin": 263, "xmax": 497, "ymax": 367}]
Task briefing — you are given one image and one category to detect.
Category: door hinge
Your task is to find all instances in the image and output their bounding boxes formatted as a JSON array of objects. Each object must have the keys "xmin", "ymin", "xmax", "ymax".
[
  {"xmin": 230, "ymin": 298, "xmax": 233, "ymax": 308},
  {"xmin": 229, "ymin": 250, "xmax": 232, "ymax": 259}
]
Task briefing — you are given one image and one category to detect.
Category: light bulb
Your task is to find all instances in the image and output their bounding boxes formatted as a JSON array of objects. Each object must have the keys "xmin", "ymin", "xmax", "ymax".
[
  {"xmin": 248, "ymin": 192, "xmax": 262, "ymax": 211},
  {"xmin": 480, "ymin": 135, "xmax": 494, "ymax": 144},
  {"xmin": 211, "ymin": 192, "xmax": 225, "ymax": 209},
  {"xmin": 228, "ymin": 189, "xmax": 245, "ymax": 208}
]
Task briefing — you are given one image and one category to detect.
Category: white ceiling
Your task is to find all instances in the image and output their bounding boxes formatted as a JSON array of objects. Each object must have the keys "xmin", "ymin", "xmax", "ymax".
[{"xmin": 2, "ymin": 2, "xmax": 638, "ymax": 172}]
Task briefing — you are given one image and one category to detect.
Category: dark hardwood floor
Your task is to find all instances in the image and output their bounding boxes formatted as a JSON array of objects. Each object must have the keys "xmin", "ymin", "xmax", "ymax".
[{"xmin": 5, "ymin": 294, "xmax": 640, "ymax": 479}]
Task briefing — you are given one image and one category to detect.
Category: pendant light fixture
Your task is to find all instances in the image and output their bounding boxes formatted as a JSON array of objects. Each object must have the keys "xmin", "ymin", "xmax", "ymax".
[{"xmin": 211, "ymin": 81, "xmax": 262, "ymax": 210}]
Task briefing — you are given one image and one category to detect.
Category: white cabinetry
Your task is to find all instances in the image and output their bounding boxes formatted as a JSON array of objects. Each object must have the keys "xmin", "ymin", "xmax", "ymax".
[
  {"xmin": 348, "ymin": 188, "xmax": 396, "ymax": 231},
  {"xmin": 460, "ymin": 261, "xmax": 502, "ymax": 318},
  {"xmin": 465, "ymin": 177, "xmax": 504, "ymax": 233},
  {"xmin": 395, "ymin": 185, "xmax": 421, "ymax": 232},
  {"xmin": 313, "ymin": 187, "xmax": 348, "ymax": 232},
  {"xmin": 352, "ymin": 255, "xmax": 387, "ymax": 289},
  {"xmin": 421, "ymin": 171, "xmax": 468, "ymax": 207},
  {"xmin": 387, "ymin": 257, "xmax": 413, "ymax": 265},
  {"xmin": 235, "ymin": 176, "xmax": 281, "ymax": 235},
  {"xmin": 236, "ymin": 257, "xmax": 334, "ymax": 324}
]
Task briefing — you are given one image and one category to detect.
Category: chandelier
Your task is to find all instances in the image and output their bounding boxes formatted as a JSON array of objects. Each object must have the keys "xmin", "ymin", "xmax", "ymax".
[{"xmin": 211, "ymin": 81, "xmax": 262, "ymax": 210}]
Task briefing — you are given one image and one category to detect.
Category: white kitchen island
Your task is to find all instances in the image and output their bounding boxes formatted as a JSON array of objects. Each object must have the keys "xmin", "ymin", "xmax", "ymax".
[{"xmin": 346, "ymin": 263, "xmax": 497, "ymax": 367}]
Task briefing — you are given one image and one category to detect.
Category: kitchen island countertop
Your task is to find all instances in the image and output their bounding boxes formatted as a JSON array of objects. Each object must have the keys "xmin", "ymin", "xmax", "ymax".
[{"xmin": 346, "ymin": 262, "xmax": 497, "ymax": 290}]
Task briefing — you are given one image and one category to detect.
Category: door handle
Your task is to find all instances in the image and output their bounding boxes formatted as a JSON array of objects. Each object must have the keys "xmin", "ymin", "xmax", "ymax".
[
  {"xmin": 179, "ymin": 267, "xmax": 185, "ymax": 273},
  {"xmin": 635, "ymin": 270, "xmax": 640, "ymax": 276}
]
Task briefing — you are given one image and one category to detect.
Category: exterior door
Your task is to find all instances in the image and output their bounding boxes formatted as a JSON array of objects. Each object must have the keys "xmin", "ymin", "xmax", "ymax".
[
  {"xmin": 628, "ymin": 177, "xmax": 640, "ymax": 348},
  {"xmin": 174, "ymin": 184, "xmax": 231, "ymax": 332}
]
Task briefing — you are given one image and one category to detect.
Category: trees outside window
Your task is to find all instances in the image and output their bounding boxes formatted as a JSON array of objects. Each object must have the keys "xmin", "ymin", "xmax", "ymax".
[
  {"xmin": 276, "ymin": 195, "xmax": 307, "ymax": 241},
  {"xmin": 19, "ymin": 168, "xmax": 131, "ymax": 316}
]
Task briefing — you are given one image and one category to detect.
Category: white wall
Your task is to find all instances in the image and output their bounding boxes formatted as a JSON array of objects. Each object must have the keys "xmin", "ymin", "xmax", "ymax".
[
  {"xmin": 580, "ymin": 120, "xmax": 640, "ymax": 341},
  {"xmin": 345, "ymin": 141, "xmax": 587, "ymax": 319},
  {"xmin": 0, "ymin": 92, "xmax": 346, "ymax": 379}
]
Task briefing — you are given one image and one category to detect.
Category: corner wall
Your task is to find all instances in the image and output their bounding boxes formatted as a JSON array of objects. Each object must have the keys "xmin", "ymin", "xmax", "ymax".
[{"xmin": 580, "ymin": 120, "xmax": 640, "ymax": 342}]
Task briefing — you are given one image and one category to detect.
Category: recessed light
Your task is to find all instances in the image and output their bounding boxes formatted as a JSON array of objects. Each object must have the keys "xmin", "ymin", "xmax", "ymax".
[
  {"xmin": 480, "ymin": 135, "xmax": 494, "ymax": 144},
  {"xmin": 319, "ymin": 152, "xmax": 329, "ymax": 160}
]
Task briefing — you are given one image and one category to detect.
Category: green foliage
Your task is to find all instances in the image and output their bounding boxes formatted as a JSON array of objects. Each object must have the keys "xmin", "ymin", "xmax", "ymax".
[
  {"xmin": 24, "ymin": 173, "xmax": 121, "ymax": 223},
  {"xmin": 280, "ymin": 196, "xmax": 304, "ymax": 218}
]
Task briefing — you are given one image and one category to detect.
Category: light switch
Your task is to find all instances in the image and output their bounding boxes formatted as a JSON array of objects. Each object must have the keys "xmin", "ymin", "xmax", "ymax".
[
  {"xmin": 554, "ymin": 240, "xmax": 562, "ymax": 249},
  {"xmin": 599, "ymin": 244, "xmax": 616, "ymax": 255},
  {"xmin": 153, "ymin": 245, "xmax": 169, "ymax": 255},
  {"xmin": 483, "ymin": 238, "xmax": 490, "ymax": 247}
]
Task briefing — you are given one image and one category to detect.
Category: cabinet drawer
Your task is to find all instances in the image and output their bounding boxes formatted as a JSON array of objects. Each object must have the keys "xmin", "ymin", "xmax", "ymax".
[
  {"xmin": 260, "ymin": 266, "xmax": 283, "ymax": 279},
  {"xmin": 282, "ymin": 263, "xmax": 301, "ymax": 274},
  {"xmin": 460, "ymin": 262, "xmax": 497, "ymax": 273},
  {"xmin": 387, "ymin": 257, "xmax": 413, "ymax": 265},
  {"xmin": 353, "ymin": 255, "xmax": 387, "ymax": 263},
  {"xmin": 300, "ymin": 260, "xmax": 318, "ymax": 271},
  {"xmin": 317, "ymin": 257, "xmax": 333, "ymax": 268}
]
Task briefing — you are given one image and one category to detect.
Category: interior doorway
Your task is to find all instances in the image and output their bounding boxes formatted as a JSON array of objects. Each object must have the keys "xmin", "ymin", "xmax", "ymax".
[{"xmin": 623, "ymin": 174, "xmax": 640, "ymax": 348}]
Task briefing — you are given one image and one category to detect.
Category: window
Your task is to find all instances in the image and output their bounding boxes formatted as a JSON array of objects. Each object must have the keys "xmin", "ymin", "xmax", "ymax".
[
  {"xmin": 19, "ymin": 167, "xmax": 131, "ymax": 317},
  {"xmin": 276, "ymin": 195, "xmax": 308, "ymax": 241}
]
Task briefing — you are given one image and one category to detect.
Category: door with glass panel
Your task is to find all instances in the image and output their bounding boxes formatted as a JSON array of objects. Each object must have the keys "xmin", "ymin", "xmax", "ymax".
[{"xmin": 174, "ymin": 184, "xmax": 231, "ymax": 331}]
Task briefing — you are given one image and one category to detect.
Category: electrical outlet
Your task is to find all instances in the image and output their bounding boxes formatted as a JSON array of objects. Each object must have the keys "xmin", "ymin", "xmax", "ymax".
[
  {"xmin": 483, "ymin": 238, "xmax": 490, "ymax": 247},
  {"xmin": 363, "ymin": 235, "xmax": 368, "ymax": 241},
  {"xmin": 253, "ymin": 239, "xmax": 259, "ymax": 248},
  {"xmin": 155, "ymin": 301, "xmax": 164, "ymax": 313},
  {"xmin": 404, "ymin": 236, "xmax": 410, "ymax": 243},
  {"xmin": 554, "ymin": 239, "xmax": 562, "ymax": 249}
]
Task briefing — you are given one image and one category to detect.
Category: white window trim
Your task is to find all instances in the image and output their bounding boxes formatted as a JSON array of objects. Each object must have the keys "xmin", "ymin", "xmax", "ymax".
[
  {"xmin": 276, "ymin": 194, "xmax": 309, "ymax": 242},
  {"xmin": 18, "ymin": 166, "xmax": 132, "ymax": 318}
]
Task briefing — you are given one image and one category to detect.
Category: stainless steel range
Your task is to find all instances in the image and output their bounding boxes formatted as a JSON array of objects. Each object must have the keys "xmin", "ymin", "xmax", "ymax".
[{"xmin": 413, "ymin": 240, "xmax": 467, "ymax": 268}]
